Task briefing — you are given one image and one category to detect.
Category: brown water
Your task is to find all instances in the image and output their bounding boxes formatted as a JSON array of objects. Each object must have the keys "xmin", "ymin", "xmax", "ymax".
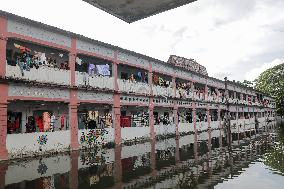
[{"xmin": 2, "ymin": 121, "xmax": 283, "ymax": 189}]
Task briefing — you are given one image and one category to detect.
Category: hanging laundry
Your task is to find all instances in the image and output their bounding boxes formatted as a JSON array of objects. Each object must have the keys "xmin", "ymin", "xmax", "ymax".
[
  {"xmin": 137, "ymin": 71, "xmax": 142, "ymax": 81},
  {"xmin": 96, "ymin": 64, "xmax": 110, "ymax": 76},
  {"xmin": 39, "ymin": 53, "xmax": 47, "ymax": 65},
  {"xmin": 88, "ymin": 63, "xmax": 96, "ymax": 76},
  {"xmin": 14, "ymin": 43, "xmax": 31, "ymax": 52},
  {"xmin": 60, "ymin": 115, "xmax": 65, "ymax": 130},
  {"xmin": 43, "ymin": 112, "xmax": 51, "ymax": 132},
  {"xmin": 35, "ymin": 116, "xmax": 44, "ymax": 132},
  {"xmin": 76, "ymin": 57, "xmax": 82, "ymax": 65}
]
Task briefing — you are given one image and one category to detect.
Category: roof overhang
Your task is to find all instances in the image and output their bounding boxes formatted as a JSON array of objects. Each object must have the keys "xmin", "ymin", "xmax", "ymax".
[{"xmin": 83, "ymin": 0, "xmax": 197, "ymax": 23}]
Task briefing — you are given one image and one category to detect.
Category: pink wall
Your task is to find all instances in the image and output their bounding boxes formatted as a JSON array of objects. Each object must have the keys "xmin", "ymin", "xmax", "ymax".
[{"xmin": 0, "ymin": 16, "xmax": 8, "ymax": 161}]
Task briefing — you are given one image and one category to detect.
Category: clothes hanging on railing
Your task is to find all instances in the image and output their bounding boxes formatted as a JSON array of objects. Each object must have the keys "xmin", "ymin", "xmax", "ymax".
[{"xmin": 96, "ymin": 64, "xmax": 110, "ymax": 76}]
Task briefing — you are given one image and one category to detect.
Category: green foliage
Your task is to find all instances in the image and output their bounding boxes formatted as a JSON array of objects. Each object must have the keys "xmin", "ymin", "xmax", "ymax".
[
  {"xmin": 235, "ymin": 80, "xmax": 255, "ymax": 88},
  {"xmin": 263, "ymin": 126, "xmax": 284, "ymax": 176},
  {"xmin": 254, "ymin": 63, "xmax": 284, "ymax": 116}
]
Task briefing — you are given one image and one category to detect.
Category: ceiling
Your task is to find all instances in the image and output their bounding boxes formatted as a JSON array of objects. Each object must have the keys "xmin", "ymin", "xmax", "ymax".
[{"xmin": 83, "ymin": 0, "xmax": 197, "ymax": 23}]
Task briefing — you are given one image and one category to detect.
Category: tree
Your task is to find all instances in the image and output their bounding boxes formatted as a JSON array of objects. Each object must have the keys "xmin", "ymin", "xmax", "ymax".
[
  {"xmin": 242, "ymin": 80, "xmax": 254, "ymax": 88},
  {"xmin": 263, "ymin": 126, "xmax": 284, "ymax": 175},
  {"xmin": 254, "ymin": 63, "xmax": 284, "ymax": 116}
]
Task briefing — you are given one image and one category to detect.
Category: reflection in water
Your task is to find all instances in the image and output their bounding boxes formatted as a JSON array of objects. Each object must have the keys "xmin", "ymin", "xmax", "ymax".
[{"xmin": 2, "ymin": 121, "xmax": 284, "ymax": 189}]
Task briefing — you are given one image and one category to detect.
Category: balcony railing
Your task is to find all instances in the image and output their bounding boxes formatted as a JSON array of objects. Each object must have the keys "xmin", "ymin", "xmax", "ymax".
[
  {"xmin": 75, "ymin": 71, "xmax": 114, "ymax": 90},
  {"xmin": 196, "ymin": 121, "xmax": 208, "ymax": 131},
  {"xmin": 153, "ymin": 85, "xmax": 174, "ymax": 98},
  {"xmin": 178, "ymin": 122, "xmax": 194, "ymax": 133},
  {"xmin": 154, "ymin": 124, "xmax": 176, "ymax": 136},
  {"xmin": 194, "ymin": 92, "xmax": 205, "ymax": 101},
  {"xmin": 210, "ymin": 121, "xmax": 219, "ymax": 130},
  {"xmin": 118, "ymin": 79, "xmax": 150, "ymax": 95},
  {"xmin": 6, "ymin": 65, "xmax": 70, "ymax": 86},
  {"xmin": 206, "ymin": 95, "xmax": 218, "ymax": 103},
  {"xmin": 176, "ymin": 89, "xmax": 193, "ymax": 99}
]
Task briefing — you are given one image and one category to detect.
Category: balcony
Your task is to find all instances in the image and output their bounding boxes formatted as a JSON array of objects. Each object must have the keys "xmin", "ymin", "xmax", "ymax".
[
  {"xmin": 194, "ymin": 91, "xmax": 205, "ymax": 101},
  {"xmin": 178, "ymin": 122, "xmax": 194, "ymax": 133},
  {"xmin": 118, "ymin": 79, "xmax": 150, "ymax": 95},
  {"xmin": 153, "ymin": 85, "xmax": 174, "ymax": 98},
  {"xmin": 75, "ymin": 71, "xmax": 114, "ymax": 90},
  {"xmin": 154, "ymin": 124, "xmax": 176, "ymax": 136},
  {"xmin": 206, "ymin": 94, "xmax": 218, "ymax": 103},
  {"xmin": 6, "ymin": 65, "xmax": 70, "ymax": 86},
  {"xmin": 196, "ymin": 121, "xmax": 208, "ymax": 131},
  {"xmin": 210, "ymin": 121, "xmax": 219, "ymax": 130},
  {"xmin": 176, "ymin": 89, "xmax": 193, "ymax": 99}
]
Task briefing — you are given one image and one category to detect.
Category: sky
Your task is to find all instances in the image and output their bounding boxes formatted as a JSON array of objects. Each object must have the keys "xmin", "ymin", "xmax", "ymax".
[{"xmin": 1, "ymin": 0, "xmax": 284, "ymax": 81}]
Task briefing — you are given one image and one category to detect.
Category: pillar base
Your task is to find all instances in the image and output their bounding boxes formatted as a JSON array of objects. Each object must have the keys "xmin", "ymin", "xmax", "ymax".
[
  {"xmin": 70, "ymin": 143, "xmax": 80, "ymax": 151},
  {"xmin": 0, "ymin": 149, "xmax": 8, "ymax": 161}
]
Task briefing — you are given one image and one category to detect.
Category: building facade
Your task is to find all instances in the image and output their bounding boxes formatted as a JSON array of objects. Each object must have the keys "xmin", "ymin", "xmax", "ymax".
[{"xmin": 0, "ymin": 10, "xmax": 276, "ymax": 161}]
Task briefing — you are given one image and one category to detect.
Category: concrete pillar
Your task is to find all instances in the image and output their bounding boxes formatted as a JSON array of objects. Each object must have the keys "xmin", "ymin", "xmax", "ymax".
[
  {"xmin": 149, "ymin": 62, "xmax": 153, "ymax": 96},
  {"xmin": 69, "ymin": 151, "xmax": 79, "ymax": 189},
  {"xmin": 69, "ymin": 38, "xmax": 76, "ymax": 88},
  {"xmin": 113, "ymin": 51, "xmax": 121, "ymax": 146},
  {"xmin": 149, "ymin": 97, "xmax": 155, "ymax": 140},
  {"xmin": 0, "ymin": 99, "xmax": 8, "ymax": 161},
  {"xmin": 205, "ymin": 85, "xmax": 208, "ymax": 101},
  {"xmin": 172, "ymin": 76, "xmax": 176, "ymax": 98},
  {"xmin": 114, "ymin": 145, "xmax": 122, "ymax": 189},
  {"xmin": 207, "ymin": 107, "xmax": 211, "ymax": 158},
  {"xmin": 215, "ymin": 88, "xmax": 220, "ymax": 102},
  {"xmin": 175, "ymin": 136, "xmax": 180, "ymax": 164},
  {"xmin": 0, "ymin": 16, "xmax": 8, "ymax": 78},
  {"xmin": 218, "ymin": 107, "xmax": 222, "ymax": 148},
  {"xmin": 151, "ymin": 138, "xmax": 157, "ymax": 176},
  {"xmin": 0, "ymin": 16, "xmax": 8, "ymax": 161},
  {"xmin": 192, "ymin": 103, "xmax": 198, "ymax": 161},
  {"xmin": 113, "ymin": 94, "xmax": 121, "ymax": 145},
  {"xmin": 173, "ymin": 101, "xmax": 179, "ymax": 139},
  {"xmin": 236, "ymin": 111, "xmax": 240, "ymax": 145},
  {"xmin": 191, "ymin": 82, "xmax": 195, "ymax": 100},
  {"xmin": 69, "ymin": 95, "xmax": 79, "ymax": 150},
  {"xmin": 0, "ymin": 162, "xmax": 8, "ymax": 189},
  {"xmin": 113, "ymin": 52, "xmax": 119, "ymax": 91},
  {"xmin": 68, "ymin": 37, "xmax": 80, "ymax": 150}
]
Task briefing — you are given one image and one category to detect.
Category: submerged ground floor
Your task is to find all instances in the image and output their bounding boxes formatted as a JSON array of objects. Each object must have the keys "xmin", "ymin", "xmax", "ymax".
[
  {"xmin": 0, "ymin": 121, "xmax": 280, "ymax": 189},
  {"xmin": 0, "ymin": 98, "xmax": 277, "ymax": 160}
]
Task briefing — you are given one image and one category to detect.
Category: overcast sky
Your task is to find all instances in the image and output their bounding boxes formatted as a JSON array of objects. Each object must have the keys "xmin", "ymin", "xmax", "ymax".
[{"xmin": 1, "ymin": 0, "xmax": 284, "ymax": 81}]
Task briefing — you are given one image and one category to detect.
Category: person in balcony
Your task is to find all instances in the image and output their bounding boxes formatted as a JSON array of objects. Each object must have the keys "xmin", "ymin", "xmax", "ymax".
[
  {"xmin": 88, "ymin": 120, "xmax": 97, "ymax": 129},
  {"xmin": 26, "ymin": 116, "xmax": 36, "ymax": 133},
  {"xmin": 129, "ymin": 74, "xmax": 135, "ymax": 82},
  {"xmin": 88, "ymin": 63, "xmax": 96, "ymax": 76},
  {"xmin": 60, "ymin": 63, "xmax": 65, "ymax": 70},
  {"xmin": 153, "ymin": 74, "xmax": 159, "ymax": 85},
  {"xmin": 64, "ymin": 61, "xmax": 70, "ymax": 70},
  {"xmin": 16, "ymin": 55, "xmax": 25, "ymax": 76}
]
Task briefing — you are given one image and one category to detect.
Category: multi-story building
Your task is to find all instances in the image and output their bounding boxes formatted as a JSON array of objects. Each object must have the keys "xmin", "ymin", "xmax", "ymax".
[{"xmin": 0, "ymin": 10, "xmax": 276, "ymax": 161}]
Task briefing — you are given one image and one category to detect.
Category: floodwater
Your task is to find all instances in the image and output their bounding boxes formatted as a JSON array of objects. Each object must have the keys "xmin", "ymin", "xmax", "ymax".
[{"xmin": 2, "ymin": 121, "xmax": 284, "ymax": 189}]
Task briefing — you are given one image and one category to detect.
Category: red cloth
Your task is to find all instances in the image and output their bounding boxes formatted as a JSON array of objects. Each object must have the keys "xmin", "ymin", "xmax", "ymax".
[
  {"xmin": 36, "ymin": 116, "xmax": 44, "ymax": 132},
  {"xmin": 15, "ymin": 118, "xmax": 20, "ymax": 129},
  {"xmin": 60, "ymin": 115, "xmax": 65, "ymax": 129},
  {"xmin": 120, "ymin": 116, "xmax": 131, "ymax": 128}
]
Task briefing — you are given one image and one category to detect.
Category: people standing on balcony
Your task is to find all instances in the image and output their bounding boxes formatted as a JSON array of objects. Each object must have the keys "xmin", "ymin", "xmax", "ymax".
[
  {"xmin": 7, "ymin": 41, "xmax": 70, "ymax": 78},
  {"xmin": 129, "ymin": 74, "xmax": 135, "ymax": 82},
  {"xmin": 26, "ymin": 116, "xmax": 36, "ymax": 133}
]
